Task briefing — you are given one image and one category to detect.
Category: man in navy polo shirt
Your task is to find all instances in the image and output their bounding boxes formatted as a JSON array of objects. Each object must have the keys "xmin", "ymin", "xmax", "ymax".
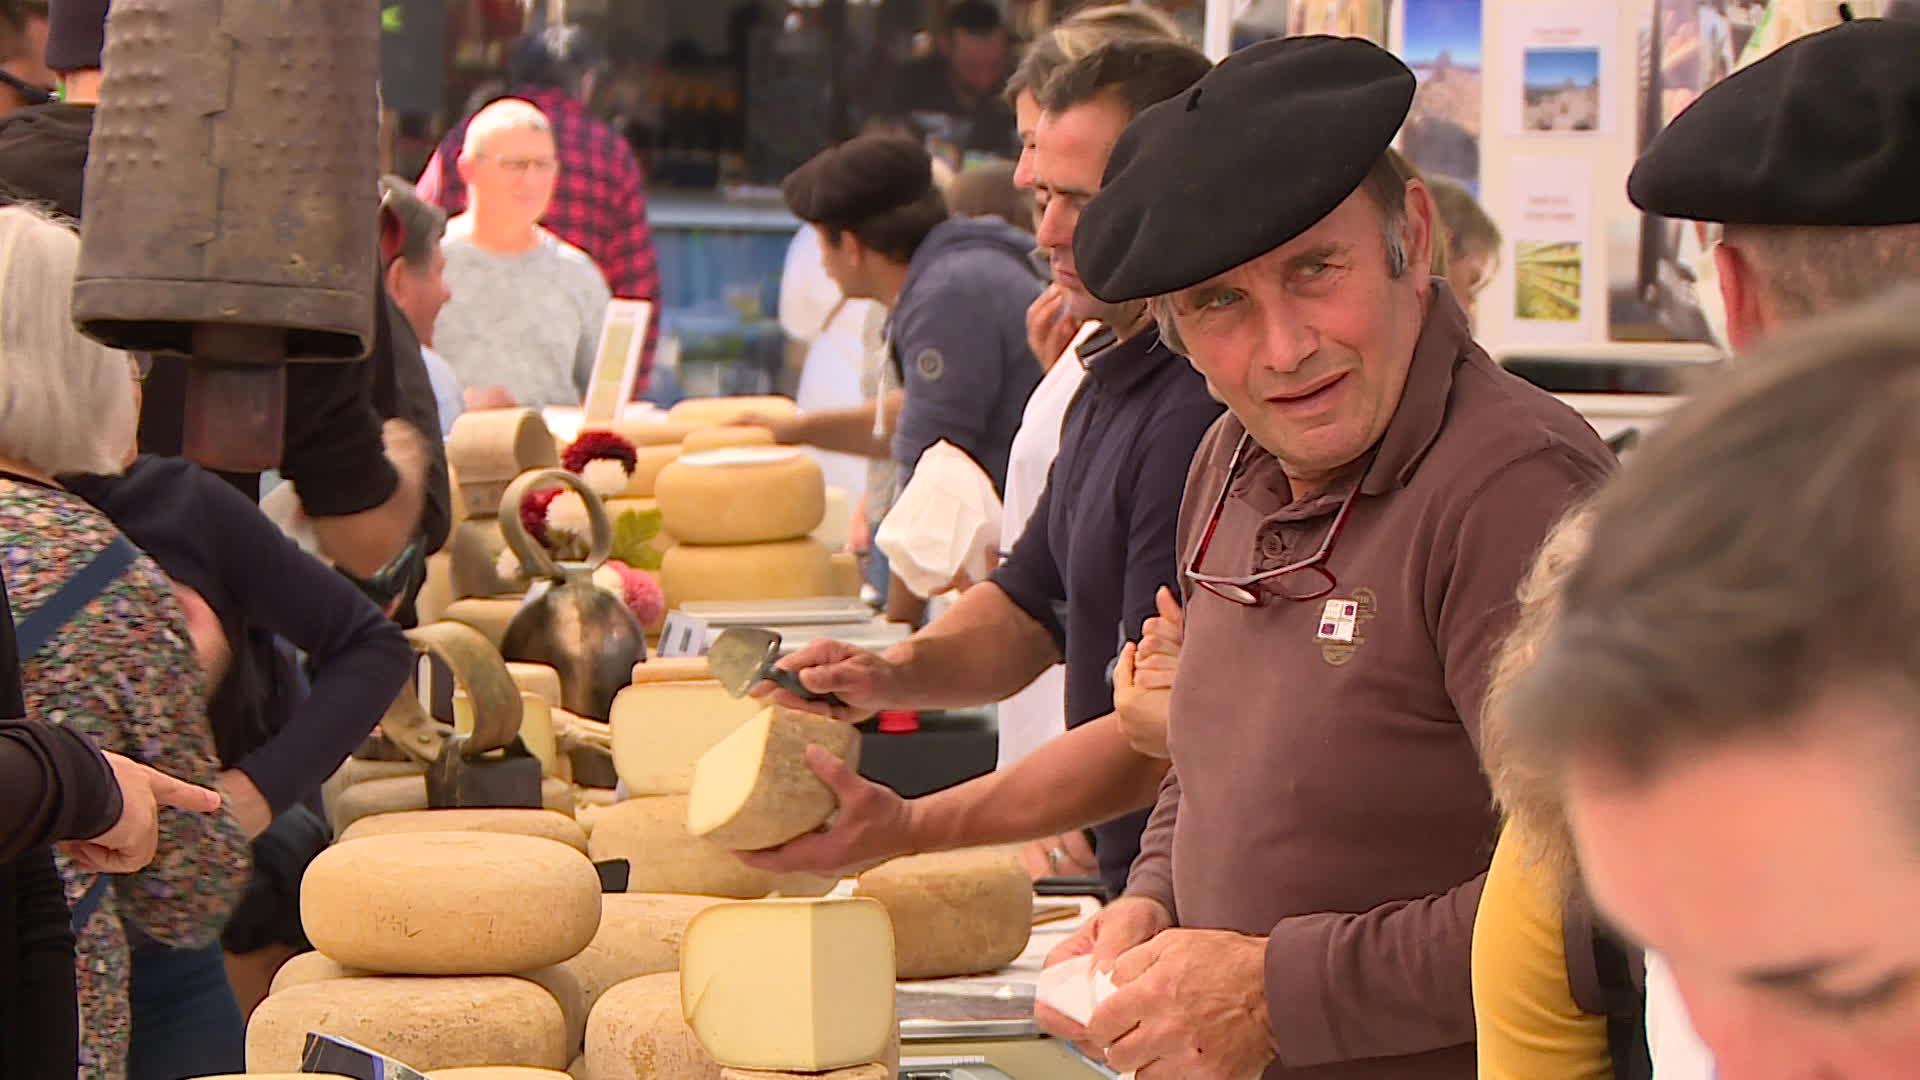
[{"xmin": 737, "ymin": 39, "xmax": 1221, "ymax": 899}]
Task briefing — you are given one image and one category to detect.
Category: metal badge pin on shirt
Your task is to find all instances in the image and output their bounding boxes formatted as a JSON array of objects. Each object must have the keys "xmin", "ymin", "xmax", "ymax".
[{"xmin": 1316, "ymin": 598, "xmax": 1361, "ymax": 644}]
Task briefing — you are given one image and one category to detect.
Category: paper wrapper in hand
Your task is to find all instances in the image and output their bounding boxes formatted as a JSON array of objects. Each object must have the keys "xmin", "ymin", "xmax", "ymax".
[
  {"xmin": 1036, "ymin": 953, "xmax": 1261, "ymax": 1080},
  {"xmin": 874, "ymin": 441, "xmax": 1001, "ymax": 599}
]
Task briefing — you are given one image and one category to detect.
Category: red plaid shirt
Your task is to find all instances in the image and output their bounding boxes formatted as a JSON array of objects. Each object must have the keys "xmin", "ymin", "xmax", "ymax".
[{"xmin": 418, "ymin": 86, "xmax": 661, "ymax": 391}]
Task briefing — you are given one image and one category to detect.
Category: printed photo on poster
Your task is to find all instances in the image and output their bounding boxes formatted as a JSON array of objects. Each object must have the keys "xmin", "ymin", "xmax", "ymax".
[
  {"xmin": 1399, "ymin": 0, "xmax": 1482, "ymax": 193},
  {"xmin": 1515, "ymin": 241, "xmax": 1582, "ymax": 321},
  {"xmin": 1509, "ymin": 157, "xmax": 1592, "ymax": 338},
  {"xmin": 1230, "ymin": 0, "xmax": 1391, "ymax": 50},
  {"xmin": 1521, "ymin": 48, "xmax": 1600, "ymax": 131}
]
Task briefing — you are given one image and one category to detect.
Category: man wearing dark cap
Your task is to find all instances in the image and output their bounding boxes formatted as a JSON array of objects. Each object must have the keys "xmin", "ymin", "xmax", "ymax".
[
  {"xmin": 885, "ymin": 0, "xmax": 1018, "ymax": 158},
  {"xmin": 1035, "ymin": 36, "xmax": 1613, "ymax": 1079},
  {"xmin": 734, "ymin": 40, "xmax": 1220, "ymax": 902},
  {"xmin": 1475, "ymin": 17, "xmax": 1920, "ymax": 1080}
]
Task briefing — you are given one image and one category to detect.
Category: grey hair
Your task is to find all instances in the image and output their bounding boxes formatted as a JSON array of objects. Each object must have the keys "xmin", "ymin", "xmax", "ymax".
[
  {"xmin": 1726, "ymin": 222, "xmax": 1920, "ymax": 321},
  {"xmin": 461, "ymin": 98, "xmax": 552, "ymax": 159},
  {"xmin": 0, "ymin": 205, "xmax": 137, "ymax": 475},
  {"xmin": 1148, "ymin": 182, "xmax": 1410, "ymax": 358}
]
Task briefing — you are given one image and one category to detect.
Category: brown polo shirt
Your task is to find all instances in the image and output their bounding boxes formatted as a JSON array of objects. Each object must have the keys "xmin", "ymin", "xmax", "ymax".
[{"xmin": 1126, "ymin": 287, "xmax": 1614, "ymax": 1079}]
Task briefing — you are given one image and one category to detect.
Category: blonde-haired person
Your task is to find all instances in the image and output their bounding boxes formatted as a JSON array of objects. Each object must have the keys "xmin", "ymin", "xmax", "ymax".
[
  {"xmin": 1428, "ymin": 178, "xmax": 1501, "ymax": 327},
  {"xmin": 0, "ymin": 205, "xmax": 249, "ymax": 1080}
]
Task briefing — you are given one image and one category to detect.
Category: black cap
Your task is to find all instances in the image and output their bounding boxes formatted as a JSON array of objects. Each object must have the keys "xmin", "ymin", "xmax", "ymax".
[
  {"xmin": 44, "ymin": 0, "xmax": 107, "ymax": 74},
  {"xmin": 1628, "ymin": 19, "xmax": 1920, "ymax": 226},
  {"xmin": 1074, "ymin": 36, "xmax": 1414, "ymax": 302},
  {"xmin": 781, "ymin": 135, "xmax": 936, "ymax": 231}
]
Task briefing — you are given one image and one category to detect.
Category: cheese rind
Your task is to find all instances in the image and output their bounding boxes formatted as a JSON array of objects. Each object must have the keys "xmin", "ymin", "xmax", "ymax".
[
  {"xmin": 679, "ymin": 898, "xmax": 896, "ymax": 1071},
  {"xmin": 666, "ymin": 396, "xmax": 799, "ymax": 426},
  {"xmin": 507, "ymin": 662, "xmax": 565, "ymax": 706},
  {"xmin": 611, "ymin": 681, "xmax": 763, "ymax": 796},
  {"xmin": 246, "ymin": 976, "xmax": 567, "ymax": 1072},
  {"xmin": 659, "ymin": 539, "xmax": 834, "ymax": 609},
  {"xmin": 719, "ymin": 1067, "xmax": 890, "ymax": 1080},
  {"xmin": 628, "ymin": 657, "xmax": 714, "ymax": 684},
  {"xmin": 338, "ymin": 808, "xmax": 588, "ymax": 852},
  {"xmin": 585, "ymin": 796, "xmax": 836, "ymax": 899},
  {"xmin": 686, "ymin": 708, "xmax": 861, "ymax": 851},
  {"xmin": 441, "ymin": 599, "xmax": 526, "ymax": 649},
  {"xmin": 854, "ymin": 849, "xmax": 1034, "ymax": 978},
  {"xmin": 654, "ymin": 448, "xmax": 826, "ymax": 546},
  {"xmin": 430, "ymin": 1070, "xmax": 574, "ymax": 1080},
  {"xmin": 586, "ymin": 972, "xmax": 721, "ymax": 1080},
  {"xmin": 266, "ymin": 954, "xmax": 587, "ymax": 1055},
  {"xmin": 564, "ymin": 893, "xmax": 730, "ymax": 1013},
  {"xmin": 267, "ymin": 950, "xmax": 365, "ymax": 995},
  {"xmin": 327, "ymin": 773, "xmax": 430, "ymax": 835},
  {"xmin": 683, "ymin": 425, "xmax": 775, "ymax": 452},
  {"xmin": 619, "ymin": 444, "xmax": 682, "ymax": 498},
  {"xmin": 302, "ymin": 832, "xmax": 601, "ymax": 975}
]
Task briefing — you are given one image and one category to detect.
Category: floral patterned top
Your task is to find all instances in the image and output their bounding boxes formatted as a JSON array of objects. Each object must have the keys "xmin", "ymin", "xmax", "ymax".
[{"xmin": 0, "ymin": 477, "xmax": 250, "ymax": 1080}]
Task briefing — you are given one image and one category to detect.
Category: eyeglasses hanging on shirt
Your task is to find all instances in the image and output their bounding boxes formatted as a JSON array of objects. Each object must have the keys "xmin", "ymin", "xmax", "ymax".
[{"xmin": 1184, "ymin": 430, "xmax": 1370, "ymax": 606}]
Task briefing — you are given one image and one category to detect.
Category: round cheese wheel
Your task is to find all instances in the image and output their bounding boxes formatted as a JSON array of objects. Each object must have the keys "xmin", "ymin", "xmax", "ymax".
[
  {"xmin": 247, "ymin": 976, "xmax": 567, "ymax": 1072},
  {"xmin": 585, "ymin": 796, "xmax": 835, "ymax": 900},
  {"xmin": 654, "ymin": 448, "xmax": 825, "ymax": 546},
  {"xmin": 338, "ymin": 808, "xmax": 589, "ymax": 853},
  {"xmin": 683, "ymin": 425, "xmax": 775, "ymax": 452},
  {"xmin": 585, "ymin": 972, "xmax": 721, "ymax": 1080},
  {"xmin": 268, "ymin": 953, "xmax": 588, "ymax": 1056},
  {"xmin": 589, "ymin": 419, "xmax": 701, "ymax": 447},
  {"xmin": 828, "ymin": 552, "xmax": 862, "ymax": 598},
  {"xmin": 302, "ymin": 832, "xmax": 601, "ymax": 975},
  {"xmin": 565, "ymin": 893, "xmax": 730, "ymax": 1013},
  {"xmin": 450, "ymin": 519, "xmax": 519, "ymax": 598},
  {"xmin": 431, "ymin": 1070, "xmax": 574, "ymax": 1080},
  {"xmin": 614, "ymin": 444, "xmax": 681, "ymax": 498},
  {"xmin": 447, "ymin": 408, "xmax": 561, "ymax": 482},
  {"xmin": 854, "ymin": 849, "xmax": 1034, "ymax": 978},
  {"xmin": 659, "ymin": 539, "xmax": 833, "ymax": 610},
  {"xmin": 667, "ymin": 395, "xmax": 798, "ymax": 427},
  {"xmin": 568, "ymin": 1055, "xmax": 588, "ymax": 1080},
  {"xmin": 327, "ymin": 774, "xmax": 429, "ymax": 836}
]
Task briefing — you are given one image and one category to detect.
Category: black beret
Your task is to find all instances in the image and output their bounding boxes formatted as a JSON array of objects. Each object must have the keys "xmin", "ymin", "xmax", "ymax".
[
  {"xmin": 1075, "ymin": 36, "xmax": 1414, "ymax": 303},
  {"xmin": 782, "ymin": 135, "xmax": 936, "ymax": 231},
  {"xmin": 44, "ymin": 0, "xmax": 108, "ymax": 74},
  {"xmin": 1628, "ymin": 19, "xmax": 1920, "ymax": 226}
]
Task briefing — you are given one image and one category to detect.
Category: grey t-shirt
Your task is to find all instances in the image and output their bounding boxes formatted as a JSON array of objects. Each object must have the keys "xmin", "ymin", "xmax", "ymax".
[{"xmin": 436, "ymin": 221, "xmax": 612, "ymax": 408}]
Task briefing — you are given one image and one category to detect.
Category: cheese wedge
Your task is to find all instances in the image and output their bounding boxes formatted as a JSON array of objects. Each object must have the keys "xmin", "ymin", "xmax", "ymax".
[
  {"xmin": 686, "ymin": 708, "xmax": 860, "ymax": 851},
  {"xmin": 611, "ymin": 681, "xmax": 763, "ymax": 796}
]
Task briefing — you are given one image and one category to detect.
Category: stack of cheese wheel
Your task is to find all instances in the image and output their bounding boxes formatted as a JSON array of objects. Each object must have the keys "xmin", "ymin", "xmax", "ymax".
[
  {"xmin": 445, "ymin": 409, "xmax": 560, "ymax": 602},
  {"xmin": 572, "ymin": 420, "xmax": 686, "ymax": 565},
  {"xmin": 653, "ymin": 446, "xmax": 832, "ymax": 610},
  {"xmin": 248, "ymin": 829, "xmax": 602, "ymax": 1071}
]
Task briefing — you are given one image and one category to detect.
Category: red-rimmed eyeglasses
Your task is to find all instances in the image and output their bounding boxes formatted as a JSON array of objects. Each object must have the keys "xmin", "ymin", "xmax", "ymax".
[{"xmin": 1183, "ymin": 431, "xmax": 1366, "ymax": 606}]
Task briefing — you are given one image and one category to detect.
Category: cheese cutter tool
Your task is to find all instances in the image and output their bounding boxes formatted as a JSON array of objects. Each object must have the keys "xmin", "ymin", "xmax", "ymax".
[{"xmin": 708, "ymin": 627, "xmax": 846, "ymax": 709}]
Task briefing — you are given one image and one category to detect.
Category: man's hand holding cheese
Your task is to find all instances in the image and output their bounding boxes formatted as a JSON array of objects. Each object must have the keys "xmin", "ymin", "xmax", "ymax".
[{"xmin": 1031, "ymin": 39, "xmax": 1614, "ymax": 1079}]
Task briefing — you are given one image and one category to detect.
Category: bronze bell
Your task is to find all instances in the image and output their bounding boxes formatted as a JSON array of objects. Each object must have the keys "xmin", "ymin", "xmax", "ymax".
[{"xmin": 70, "ymin": 0, "xmax": 380, "ymax": 472}]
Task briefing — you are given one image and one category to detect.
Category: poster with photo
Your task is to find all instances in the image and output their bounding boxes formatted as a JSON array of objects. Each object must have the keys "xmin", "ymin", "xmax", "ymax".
[
  {"xmin": 1399, "ymin": 0, "xmax": 1483, "ymax": 193},
  {"xmin": 1510, "ymin": 157, "xmax": 1593, "ymax": 339},
  {"xmin": 1501, "ymin": 1, "xmax": 1615, "ymax": 136},
  {"xmin": 1230, "ymin": 0, "xmax": 1392, "ymax": 50}
]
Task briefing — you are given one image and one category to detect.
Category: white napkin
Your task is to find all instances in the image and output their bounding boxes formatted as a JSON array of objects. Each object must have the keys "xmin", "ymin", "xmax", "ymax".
[
  {"xmin": 874, "ymin": 440, "xmax": 1002, "ymax": 599},
  {"xmin": 1036, "ymin": 955, "xmax": 1131, "ymax": 1078}
]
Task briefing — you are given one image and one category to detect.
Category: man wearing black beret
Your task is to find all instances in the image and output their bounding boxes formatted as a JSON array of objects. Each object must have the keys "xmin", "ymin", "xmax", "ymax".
[
  {"xmin": 764, "ymin": 134, "xmax": 1043, "ymax": 509},
  {"xmin": 1628, "ymin": 16, "xmax": 1920, "ymax": 354},
  {"xmin": 1038, "ymin": 35, "xmax": 1615, "ymax": 1080}
]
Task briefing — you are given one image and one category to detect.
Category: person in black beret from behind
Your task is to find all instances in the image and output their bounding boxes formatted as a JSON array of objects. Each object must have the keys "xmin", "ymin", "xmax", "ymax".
[
  {"xmin": 1627, "ymin": 16, "xmax": 1920, "ymax": 354},
  {"xmin": 1034, "ymin": 35, "xmax": 1614, "ymax": 1080},
  {"xmin": 748, "ymin": 133, "xmax": 1044, "ymax": 620}
]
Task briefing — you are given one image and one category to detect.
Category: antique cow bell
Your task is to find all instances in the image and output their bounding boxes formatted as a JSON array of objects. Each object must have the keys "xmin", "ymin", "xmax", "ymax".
[
  {"xmin": 381, "ymin": 621, "xmax": 543, "ymax": 810},
  {"xmin": 498, "ymin": 469, "xmax": 649, "ymax": 722},
  {"xmin": 71, "ymin": 0, "xmax": 380, "ymax": 472}
]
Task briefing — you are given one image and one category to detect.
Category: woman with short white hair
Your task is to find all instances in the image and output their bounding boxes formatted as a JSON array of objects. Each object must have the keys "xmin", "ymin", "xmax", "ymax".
[{"xmin": 0, "ymin": 204, "xmax": 249, "ymax": 1080}]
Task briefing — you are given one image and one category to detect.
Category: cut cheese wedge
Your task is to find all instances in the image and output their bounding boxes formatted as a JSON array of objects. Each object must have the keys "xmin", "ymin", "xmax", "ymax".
[
  {"xmin": 659, "ymin": 539, "xmax": 834, "ymax": 609},
  {"xmin": 302, "ymin": 832, "xmax": 601, "ymax": 975},
  {"xmin": 507, "ymin": 662, "xmax": 565, "ymax": 707},
  {"xmin": 655, "ymin": 447, "xmax": 826, "ymax": 546},
  {"xmin": 680, "ymin": 898, "xmax": 896, "ymax": 1071},
  {"xmin": 628, "ymin": 657, "xmax": 714, "ymax": 684},
  {"xmin": 454, "ymin": 691, "xmax": 559, "ymax": 776},
  {"xmin": 687, "ymin": 708, "xmax": 860, "ymax": 851},
  {"xmin": 586, "ymin": 796, "xmax": 836, "ymax": 899},
  {"xmin": 586, "ymin": 972, "xmax": 720, "ymax": 1080},
  {"xmin": 247, "ymin": 976, "xmax": 567, "ymax": 1072},
  {"xmin": 667, "ymin": 395, "xmax": 799, "ymax": 426},
  {"xmin": 854, "ymin": 849, "xmax": 1034, "ymax": 978},
  {"xmin": 564, "ymin": 893, "xmax": 729, "ymax": 1013},
  {"xmin": 611, "ymin": 681, "xmax": 763, "ymax": 796},
  {"xmin": 337, "ymin": 808, "xmax": 589, "ymax": 853}
]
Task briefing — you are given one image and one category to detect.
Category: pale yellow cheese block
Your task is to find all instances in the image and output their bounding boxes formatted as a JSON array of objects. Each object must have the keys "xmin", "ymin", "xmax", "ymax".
[
  {"xmin": 564, "ymin": 893, "xmax": 729, "ymax": 1014},
  {"xmin": 854, "ymin": 849, "xmax": 1034, "ymax": 979},
  {"xmin": 610, "ymin": 681, "xmax": 763, "ymax": 796},
  {"xmin": 619, "ymin": 444, "xmax": 682, "ymax": 498},
  {"xmin": 666, "ymin": 395, "xmax": 798, "ymax": 427},
  {"xmin": 659, "ymin": 539, "xmax": 833, "ymax": 610},
  {"xmin": 337, "ymin": 808, "xmax": 589, "ymax": 853},
  {"xmin": 680, "ymin": 898, "xmax": 895, "ymax": 1071},
  {"xmin": 302, "ymin": 832, "xmax": 601, "ymax": 975},
  {"xmin": 424, "ymin": 1060, "xmax": 564, "ymax": 1068},
  {"xmin": 585, "ymin": 796, "xmax": 835, "ymax": 899},
  {"xmin": 247, "ymin": 976, "xmax": 568, "ymax": 1072},
  {"xmin": 441, "ymin": 599, "xmax": 525, "ymax": 650},
  {"xmin": 507, "ymin": 662, "xmax": 565, "ymax": 706},
  {"xmin": 431, "ymin": 1069, "xmax": 574, "ymax": 1080},
  {"xmin": 627, "ymin": 657, "xmax": 714, "ymax": 684},
  {"xmin": 454, "ymin": 692, "xmax": 560, "ymax": 776},
  {"xmin": 268, "ymin": 955, "xmax": 588, "ymax": 1057},
  {"xmin": 654, "ymin": 448, "xmax": 826, "ymax": 546},
  {"xmin": 720, "ymin": 1066, "xmax": 889, "ymax": 1080},
  {"xmin": 585, "ymin": 972, "xmax": 721, "ymax": 1080},
  {"xmin": 419, "ymin": 551, "xmax": 456, "ymax": 625},
  {"xmin": 686, "ymin": 708, "xmax": 861, "ymax": 851},
  {"xmin": 813, "ymin": 485, "xmax": 852, "ymax": 553},
  {"xmin": 682, "ymin": 425, "xmax": 774, "ymax": 452},
  {"xmin": 828, "ymin": 552, "xmax": 862, "ymax": 598}
]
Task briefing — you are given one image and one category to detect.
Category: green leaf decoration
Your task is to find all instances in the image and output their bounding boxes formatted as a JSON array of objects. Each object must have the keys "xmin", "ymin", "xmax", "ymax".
[{"xmin": 611, "ymin": 508, "xmax": 666, "ymax": 571}]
